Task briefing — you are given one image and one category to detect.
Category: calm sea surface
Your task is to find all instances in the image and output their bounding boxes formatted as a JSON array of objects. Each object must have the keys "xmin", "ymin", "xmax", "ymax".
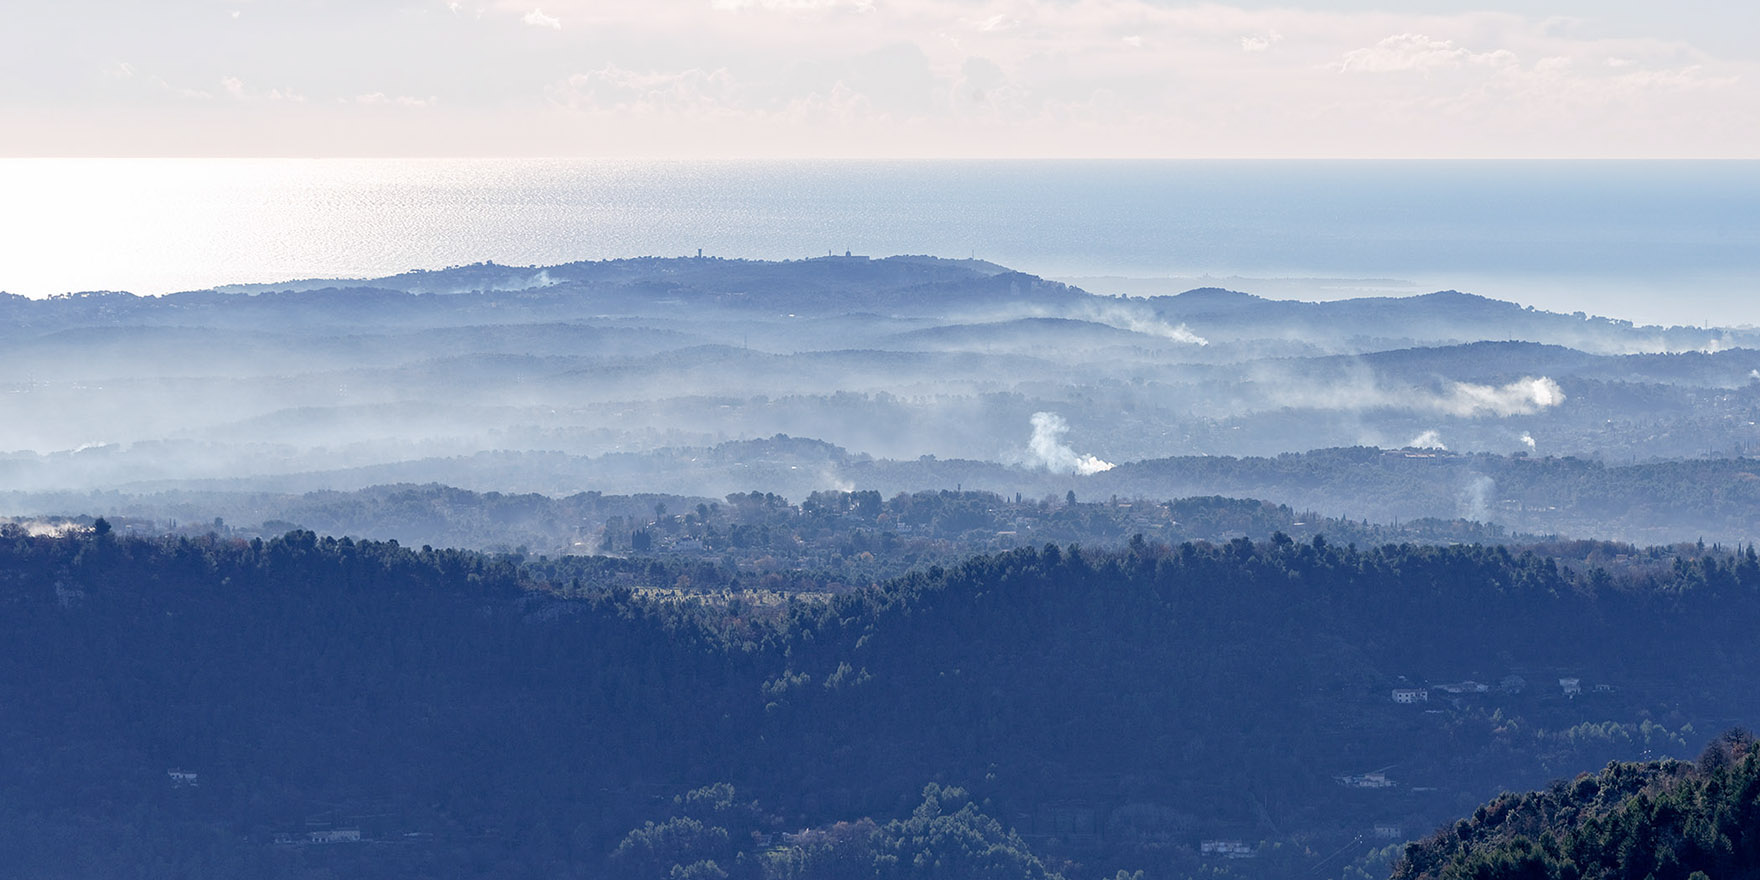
[{"xmin": 2, "ymin": 159, "xmax": 1757, "ymax": 325}]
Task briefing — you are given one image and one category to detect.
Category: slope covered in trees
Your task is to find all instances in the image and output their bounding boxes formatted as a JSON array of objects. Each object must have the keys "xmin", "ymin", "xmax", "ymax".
[
  {"xmin": 1393, "ymin": 731, "xmax": 1760, "ymax": 880},
  {"xmin": 3, "ymin": 526, "xmax": 1759, "ymax": 878}
]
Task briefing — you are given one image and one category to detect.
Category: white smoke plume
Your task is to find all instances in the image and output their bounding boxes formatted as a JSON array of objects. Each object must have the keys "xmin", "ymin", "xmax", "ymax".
[
  {"xmin": 1459, "ymin": 475, "xmax": 1495, "ymax": 522},
  {"xmin": 1024, "ymin": 412, "xmax": 1115, "ymax": 475},
  {"xmin": 1435, "ymin": 377, "xmax": 1564, "ymax": 417},
  {"xmin": 490, "ymin": 270, "xmax": 556, "ymax": 291},
  {"xmin": 1520, "ymin": 432, "xmax": 1536, "ymax": 450},
  {"xmin": 1408, "ymin": 430, "xmax": 1447, "ymax": 450},
  {"xmin": 1075, "ymin": 302, "xmax": 1209, "ymax": 346},
  {"xmin": 997, "ymin": 302, "xmax": 1207, "ymax": 345},
  {"xmin": 1257, "ymin": 368, "xmax": 1566, "ymax": 418}
]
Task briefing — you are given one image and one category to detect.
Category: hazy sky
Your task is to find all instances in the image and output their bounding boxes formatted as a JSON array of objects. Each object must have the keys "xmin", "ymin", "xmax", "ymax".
[{"xmin": 5, "ymin": 1, "xmax": 1758, "ymax": 158}]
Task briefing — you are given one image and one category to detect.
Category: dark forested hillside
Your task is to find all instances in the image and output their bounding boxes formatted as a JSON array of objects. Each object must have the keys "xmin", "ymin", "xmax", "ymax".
[
  {"xmin": 20, "ymin": 441, "xmax": 1760, "ymax": 549},
  {"xmin": 3, "ymin": 482, "xmax": 1521, "ymax": 565},
  {"xmin": 1392, "ymin": 732, "xmax": 1760, "ymax": 880},
  {"xmin": 4, "ymin": 527, "xmax": 1760, "ymax": 878}
]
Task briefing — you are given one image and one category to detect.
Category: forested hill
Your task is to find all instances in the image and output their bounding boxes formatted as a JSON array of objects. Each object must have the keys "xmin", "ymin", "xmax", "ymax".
[
  {"xmin": 1392, "ymin": 731, "xmax": 1760, "ymax": 880},
  {"xmin": 5, "ymin": 527, "xmax": 1760, "ymax": 878}
]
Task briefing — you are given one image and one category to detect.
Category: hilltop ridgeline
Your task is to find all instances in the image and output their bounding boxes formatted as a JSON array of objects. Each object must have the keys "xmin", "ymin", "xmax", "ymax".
[{"xmin": 1393, "ymin": 731, "xmax": 1760, "ymax": 880}]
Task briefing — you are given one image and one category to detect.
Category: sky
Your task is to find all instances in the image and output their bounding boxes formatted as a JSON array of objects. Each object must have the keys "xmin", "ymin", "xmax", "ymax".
[{"xmin": 3, "ymin": 1, "xmax": 1758, "ymax": 158}]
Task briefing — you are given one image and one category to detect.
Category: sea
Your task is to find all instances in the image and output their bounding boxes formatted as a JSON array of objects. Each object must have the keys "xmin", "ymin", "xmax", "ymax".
[{"xmin": 2, "ymin": 158, "xmax": 1757, "ymax": 327}]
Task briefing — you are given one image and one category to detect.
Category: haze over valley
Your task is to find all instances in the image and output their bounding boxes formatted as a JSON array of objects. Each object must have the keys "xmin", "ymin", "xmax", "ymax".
[{"xmin": 7, "ymin": 256, "xmax": 1760, "ymax": 548}]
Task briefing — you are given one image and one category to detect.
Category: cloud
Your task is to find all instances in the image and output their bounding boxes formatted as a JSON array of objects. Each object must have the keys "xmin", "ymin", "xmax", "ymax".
[
  {"xmin": 550, "ymin": 64, "xmax": 739, "ymax": 114},
  {"xmin": 1240, "ymin": 31, "xmax": 1282, "ymax": 52},
  {"xmin": 30, "ymin": 0, "xmax": 1760, "ymax": 157},
  {"xmin": 220, "ymin": 76, "xmax": 305, "ymax": 102},
  {"xmin": 711, "ymin": 0, "xmax": 875, "ymax": 11},
  {"xmin": 972, "ymin": 14, "xmax": 1019, "ymax": 33},
  {"xmin": 522, "ymin": 7, "xmax": 562, "ymax": 29},
  {"xmin": 1018, "ymin": 412, "xmax": 1115, "ymax": 475},
  {"xmin": 353, "ymin": 92, "xmax": 440, "ymax": 108},
  {"xmin": 1335, "ymin": 33, "xmax": 1517, "ymax": 74}
]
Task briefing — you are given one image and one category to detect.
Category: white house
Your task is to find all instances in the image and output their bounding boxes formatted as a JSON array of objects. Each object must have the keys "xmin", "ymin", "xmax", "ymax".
[
  {"xmin": 1435, "ymin": 681, "xmax": 1489, "ymax": 694},
  {"xmin": 166, "ymin": 769, "xmax": 199, "ymax": 788},
  {"xmin": 308, "ymin": 828, "xmax": 362, "ymax": 844},
  {"xmin": 1201, "ymin": 840, "xmax": 1256, "ymax": 859},
  {"xmin": 1559, "ymin": 677, "xmax": 1582, "ymax": 697},
  {"xmin": 1391, "ymin": 688, "xmax": 1429, "ymax": 704},
  {"xmin": 1337, "ymin": 772, "xmax": 1396, "ymax": 789}
]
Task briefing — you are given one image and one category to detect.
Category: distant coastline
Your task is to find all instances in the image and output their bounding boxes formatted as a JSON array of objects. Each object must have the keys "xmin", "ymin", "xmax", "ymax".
[{"xmin": 2, "ymin": 158, "xmax": 1757, "ymax": 325}]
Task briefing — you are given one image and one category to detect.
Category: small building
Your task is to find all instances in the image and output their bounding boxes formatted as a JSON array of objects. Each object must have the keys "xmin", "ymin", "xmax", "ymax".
[
  {"xmin": 1559, "ymin": 677, "xmax": 1582, "ymax": 697},
  {"xmin": 166, "ymin": 769, "xmax": 199, "ymax": 788},
  {"xmin": 1201, "ymin": 840, "xmax": 1256, "ymax": 859},
  {"xmin": 1337, "ymin": 772, "xmax": 1395, "ymax": 789},
  {"xmin": 308, "ymin": 828, "xmax": 362, "ymax": 844},
  {"xmin": 1435, "ymin": 681, "xmax": 1488, "ymax": 694},
  {"xmin": 1391, "ymin": 688, "xmax": 1429, "ymax": 704},
  {"xmin": 1373, "ymin": 823, "xmax": 1404, "ymax": 840}
]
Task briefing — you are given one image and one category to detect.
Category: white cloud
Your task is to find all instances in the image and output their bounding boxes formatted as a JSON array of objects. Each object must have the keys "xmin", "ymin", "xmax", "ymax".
[
  {"xmin": 1240, "ymin": 31, "xmax": 1282, "ymax": 53},
  {"xmin": 220, "ymin": 76, "xmax": 305, "ymax": 103},
  {"xmin": 353, "ymin": 92, "xmax": 440, "ymax": 108},
  {"xmin": 19, "ymin": 0, "xmax": 1760, "ymax": 157},
  {"xmin": 522, "ymin": 7, "xmax": 562, "ymax": 29},
  {"xmin": 550, "ymin": 64, "xmax": 739, "ymax": 113},
  {"xmin": 711, "ymin": 0, "xmax": 875, "ymax": 11},
  {"xmin": 1335, "ymin": 33, "xmax": 1518, "ymax": 74},
  {"xmin": 972, "ymin": 14, "xmax": 1018, "ymax": 32}
]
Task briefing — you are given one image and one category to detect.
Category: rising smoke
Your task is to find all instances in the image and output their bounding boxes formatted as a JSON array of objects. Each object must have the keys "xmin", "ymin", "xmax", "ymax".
[
  {"xmin": 1004, "ymin": 302, "xmax": 1208, "ymax": 346},
  {"xmin": 1408, "ymin": 430, "xmax": 1447, "ymax": 450},
  {"xmin": 1458, "ymin": 475, "xmax": 1496, "ymax": 522},
  {"xmin": 1022, "ymin": 412, "xmax": 1115, "ymax": 475},
  {"xmin": 1435, "ymin": 377, "xmax": 1565, "ymax": 418},
  {"xmin": 1258, "ymin": 370, "xmax": 1566, "ymax": 418},
  {"xmin": 1075, "ymin": 302, "xmax": 1209, "ymax": 346}
]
